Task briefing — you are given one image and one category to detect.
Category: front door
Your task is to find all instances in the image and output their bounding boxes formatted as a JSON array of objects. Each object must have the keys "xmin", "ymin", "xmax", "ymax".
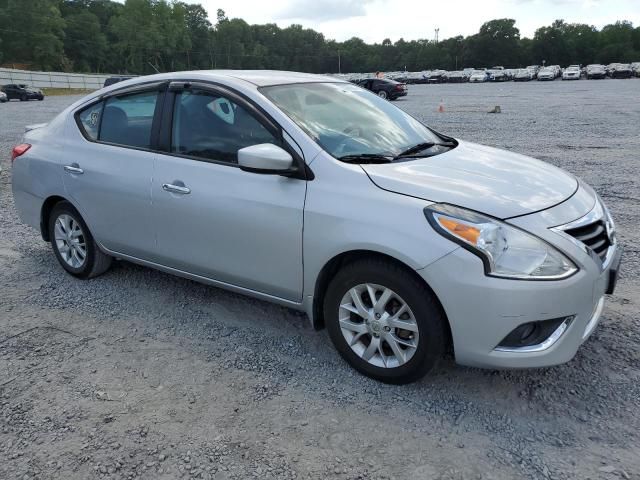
[{"xmin": 153, "ymin": 85, "xmax": 306, "ymax": 301}]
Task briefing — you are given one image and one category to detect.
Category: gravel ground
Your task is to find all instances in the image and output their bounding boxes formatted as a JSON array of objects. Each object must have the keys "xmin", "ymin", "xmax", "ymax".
[{"xmin": 1, "ymin": 79, "xmax": 639, "ymax": 480}]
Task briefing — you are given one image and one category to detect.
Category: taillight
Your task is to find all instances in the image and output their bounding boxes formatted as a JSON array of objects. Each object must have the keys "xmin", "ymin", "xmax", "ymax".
[
  {"xmin": 395, "ymin": 84, "xmax": 404, "ymax": 90},
  {"xmin": 11, "ymin": 143, "xmax": 31, "ymax": 163}
]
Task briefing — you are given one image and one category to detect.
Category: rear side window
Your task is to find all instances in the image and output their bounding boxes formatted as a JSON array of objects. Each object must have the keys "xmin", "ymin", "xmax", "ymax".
[
  {"xmin": 76, "ymin": 90, "xmax": 159, "ymax": 148},
  {"xmin": 99, "ymin": 91, "xmax": 158, "ymax": 148},
  {"xmin": 78, "ymin": 102, "xmax": 103, "ymax": 140}
]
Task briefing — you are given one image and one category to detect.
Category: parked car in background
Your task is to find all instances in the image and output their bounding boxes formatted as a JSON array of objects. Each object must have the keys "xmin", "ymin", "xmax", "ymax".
[
  {"xmin": 103, "ymin": 76, "xmax": 134, "ymax": 87},
  {"xmin": 488, "ymin": 69, "xmax": 508, "ymax": 82},
  {"xmin": 355, "ymin": 78, "xmax": 408, "ymax": 100},
  {"xmin": 632, "ymin": 62, "xmax": 640, "ymax": 77},
  {"xmin": 1, "ymin": 84, "xmax": 44, "ymax": 101},
  {"xmin": 11, "ymin": 70, "xmax": 621, "ymax": 384},
  {"xmin": 445, "ymin": 71, "xmax": 468, "ymax": 83},
  {"xmin": 586, "ymin": 64, "xmax": 606, "ymax": 79},
  {"xmin": 562, "ymin": 66, "xmax": 581, "ymax": 80},
  {"xmin": 536, "ymin": 67, "xmax": 555, "ymax": 81},
  {"xmin": 0, "ymin": 91, "xmax": 7, "ymax": 103},
  {"xmin": 469, "ymin": 70, "xmax": 489, "ymax": 83},
  {"xmin": 608, "ymin": 64, "xmax": 633, "ymax": 79},
  {"xmin": 405, "ymin": 71, "xmax": 428, "ymax": 84},
  {"xmin": 514, "ymin": 69, "xmax": 533, "ymax": 81},
  {"xmin": 525, "ymin": 65, "xmax": 540, "ymax": 78},
  {"xmin": 427, "ymin": 70, "xmax": 447, "ymax": 84},
  {"xmin": 388, "ymin": 72, "xmax": 408, "ymax": 83}
]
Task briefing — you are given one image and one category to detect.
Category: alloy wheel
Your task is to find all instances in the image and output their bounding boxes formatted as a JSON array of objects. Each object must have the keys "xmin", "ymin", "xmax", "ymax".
[
  {"xmin": 54, "ymin": 214, "xmax": 87, "ymax": 269},
  {"xmin": 339, "ymin": 283, "xmax": 419, "ymax": 368}
]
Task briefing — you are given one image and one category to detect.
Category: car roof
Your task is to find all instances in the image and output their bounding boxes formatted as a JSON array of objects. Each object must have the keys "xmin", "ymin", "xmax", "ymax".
[
  {"xmin": 219, "ymin": 70, "xmax": 344, "ymax": 86},
  {"xmin": 71, "ymin": 70, "xmax": 350, "ymax": 112},
  {"xmin": 108, "ymin": 70, "xmax": 345, "ymax": 89}
]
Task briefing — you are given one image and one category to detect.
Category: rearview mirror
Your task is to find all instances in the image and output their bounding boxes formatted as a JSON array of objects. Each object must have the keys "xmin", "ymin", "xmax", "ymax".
[{"xmin": 238, "ymin": 143, "xmax": 294, "ymax": 175}]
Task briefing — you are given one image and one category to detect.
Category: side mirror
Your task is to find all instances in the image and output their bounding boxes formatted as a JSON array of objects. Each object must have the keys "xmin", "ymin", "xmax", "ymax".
[{"xmin": 238, "ymin": 143, "xmax": 294, "ymax": 175}]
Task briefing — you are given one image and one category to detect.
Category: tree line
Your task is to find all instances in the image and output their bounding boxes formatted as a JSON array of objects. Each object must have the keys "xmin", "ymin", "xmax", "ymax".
[{"xmin": 0, "ymin": 0, "xmax": 639, "ymax": 74}]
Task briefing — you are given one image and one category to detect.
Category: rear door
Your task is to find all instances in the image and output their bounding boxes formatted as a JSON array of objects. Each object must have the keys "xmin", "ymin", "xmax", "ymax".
[
  {"xmin": 63, "ymin": 84, "xmax": 164, "ymax": 259},
  {"xmin": 152, "ymin": 83, "xmax": 307, "ymax": 301}
]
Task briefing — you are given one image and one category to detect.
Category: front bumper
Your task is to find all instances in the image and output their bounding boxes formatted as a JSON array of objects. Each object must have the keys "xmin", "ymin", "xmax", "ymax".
[{"xmin": 418, "ymin": 194, "xmax": 620, "ymax": 369}]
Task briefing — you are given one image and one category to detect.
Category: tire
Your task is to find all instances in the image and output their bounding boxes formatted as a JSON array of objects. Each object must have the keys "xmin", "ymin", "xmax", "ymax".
[
  {"xmin": 324, "ymin": 258, "xmax": 447, "ymax": 384},
  {"xmin": 377, "ymin": 90, "xmax": 388, "ymax": 99},
  {"xmin": 48, "ymin": 201, "xmax": 112, "ymax": 279},
  {"xmin": 20, "ymin": 94, "xmax": 27, "ymax": 101}
]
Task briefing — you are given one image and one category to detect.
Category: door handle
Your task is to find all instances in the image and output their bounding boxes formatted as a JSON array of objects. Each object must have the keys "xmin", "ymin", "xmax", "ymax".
[
  {"xmin": 64, "ymin": 164, "xmax": 84, "ymax": 174},
  {"xmin": 162, "ymin": 183, "xmax": 191, "ymax": 195}
]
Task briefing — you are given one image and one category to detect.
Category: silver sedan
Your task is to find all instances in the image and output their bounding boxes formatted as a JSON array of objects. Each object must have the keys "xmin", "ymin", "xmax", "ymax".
[{"xmin": 11, "ymin": 71, "xmax": 621, "ymax": 383}]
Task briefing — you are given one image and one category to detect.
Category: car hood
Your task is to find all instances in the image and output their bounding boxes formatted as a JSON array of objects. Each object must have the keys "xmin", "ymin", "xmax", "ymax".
[{"xmin": 361, "ymin": 140, "xmax": 578, "ymax": 219}]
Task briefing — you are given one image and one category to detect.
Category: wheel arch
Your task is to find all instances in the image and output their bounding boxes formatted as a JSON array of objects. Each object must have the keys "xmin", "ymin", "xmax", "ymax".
[
  {"xmin": 40, "ymin": 195, "xmax": 68, "ymax": 241},
  {"xmin": 311, "ymin": 249, "xmax": 452, "ymax": 350}
]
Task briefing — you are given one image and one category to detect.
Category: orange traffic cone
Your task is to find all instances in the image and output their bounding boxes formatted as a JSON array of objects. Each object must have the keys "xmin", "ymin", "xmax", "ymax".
[{"xmin": 438, "ymin": 100, "xmax": 444, "ymax": 113}]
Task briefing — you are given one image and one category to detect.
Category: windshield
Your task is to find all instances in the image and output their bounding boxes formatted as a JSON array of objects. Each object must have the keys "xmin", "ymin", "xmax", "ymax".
[{"xmin": 260, "ymin": 82, "xmax": 443, "ymax": 159}]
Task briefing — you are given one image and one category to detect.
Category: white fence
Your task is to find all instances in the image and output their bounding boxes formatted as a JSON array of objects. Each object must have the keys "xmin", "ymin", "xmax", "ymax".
[{"xmin": 0, "ymin": 68, "xmax": 117, "ymax": 90}]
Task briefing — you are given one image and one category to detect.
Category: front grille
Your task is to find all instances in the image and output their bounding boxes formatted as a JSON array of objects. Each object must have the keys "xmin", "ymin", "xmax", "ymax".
[{"xmin": 564, "ymin": 220, "xmax": 611, "ymax": 260}]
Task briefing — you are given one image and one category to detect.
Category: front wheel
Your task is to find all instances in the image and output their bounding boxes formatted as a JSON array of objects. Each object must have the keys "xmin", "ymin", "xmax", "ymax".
[
  {"xmin": 49, "ymin": 201, "xmax": 112, "ymax": 279},
  {"xmin": 377, "ymin": 90, "xmax": 388, "ymax": 99},
  {"xmin": 324, "ymin": 258, "xmax": 447, "ymax": 384},
  {"xmin": 20, "ymin": 94, "xmax": 27, "ymax": 101}
]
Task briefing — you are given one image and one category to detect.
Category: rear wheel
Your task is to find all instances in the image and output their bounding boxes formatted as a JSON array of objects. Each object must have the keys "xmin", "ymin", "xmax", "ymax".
[
  {"xmin": 377, "ymin": 90, "xmax": 388, "ymax": 99},
  {"xmin": 324, "ymin": 258, "xmax": 446, "ymax": 384},
  {"xmin": 20, "ymin": 94, "xmax": 27, "ymax": 101},
  {"xmin": 49, "ymin": 201, "xmax": 112, "ymax": 279}
]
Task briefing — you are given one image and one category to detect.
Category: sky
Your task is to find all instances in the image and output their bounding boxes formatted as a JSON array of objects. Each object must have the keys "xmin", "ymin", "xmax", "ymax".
[{"xmin": 184, "ymin": 0, "xmax": 640, "ymax": 43}]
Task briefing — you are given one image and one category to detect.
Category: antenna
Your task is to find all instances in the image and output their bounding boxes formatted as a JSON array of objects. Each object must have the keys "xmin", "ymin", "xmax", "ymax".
[{"xmin": 435, "ymin": 28, "xmax": 439, "ymax": 43}]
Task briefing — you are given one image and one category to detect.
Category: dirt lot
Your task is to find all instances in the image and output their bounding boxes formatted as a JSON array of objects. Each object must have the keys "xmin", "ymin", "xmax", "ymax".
[{"xmin": 1, "ymin": 79, "xmax": 639, "ymax": 480}]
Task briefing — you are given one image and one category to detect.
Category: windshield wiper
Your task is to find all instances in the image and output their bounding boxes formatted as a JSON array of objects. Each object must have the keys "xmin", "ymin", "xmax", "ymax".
[
  {"xmin": 394, "ymin": 141, "xmax": 456, "ymax": 159},
  {"xmin": 338, "ymin": 154, "xmax": 393, "ymax": 164}
]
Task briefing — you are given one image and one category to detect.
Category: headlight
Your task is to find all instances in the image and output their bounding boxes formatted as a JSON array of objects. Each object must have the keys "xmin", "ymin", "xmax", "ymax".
[{"xmin": 425, "ymin": 204, "xmax": 578, "ymax": 280}]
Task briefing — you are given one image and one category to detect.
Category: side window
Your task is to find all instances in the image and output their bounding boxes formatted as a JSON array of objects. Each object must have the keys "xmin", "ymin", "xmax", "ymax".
[
  {"xmin": 99, "ymin": 90, "xmax": 159, "ymax": 148},
  {"xmin": 77, "ymin": 102, "xmax": 104, "ymax": 140},
  {"xmin": 171, "ymin": 89, "xmax": 278, "ymax": 164}
]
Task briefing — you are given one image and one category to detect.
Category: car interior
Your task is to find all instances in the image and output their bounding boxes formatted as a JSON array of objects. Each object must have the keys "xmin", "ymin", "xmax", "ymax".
[{"xmin": 170, "ymin": 91, "xmax": 275, "ymax": 163}]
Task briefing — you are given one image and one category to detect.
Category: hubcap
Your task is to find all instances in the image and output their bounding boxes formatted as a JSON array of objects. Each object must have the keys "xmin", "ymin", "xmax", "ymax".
[
  {"xmin": 339, "ymin": 283, "xmax": 419, "ymax": 368},
  {"xmin": 54, "ymin": 214, "xmax": 87, "ymax": 269}
]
